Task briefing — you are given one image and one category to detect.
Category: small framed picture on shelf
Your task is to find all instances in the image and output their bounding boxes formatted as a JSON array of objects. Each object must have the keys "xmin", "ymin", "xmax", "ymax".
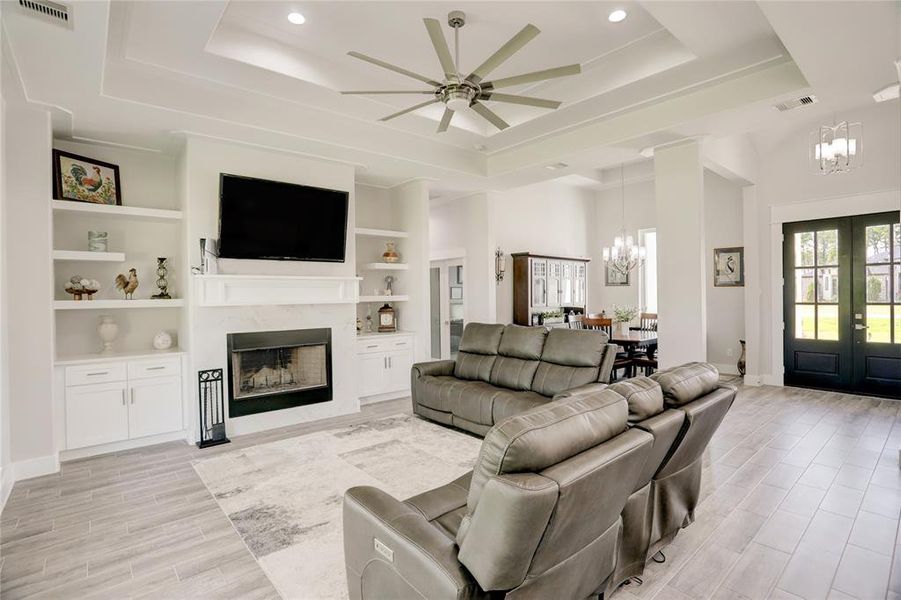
[
  {"xmin": 605, "ymin": 263, "xmax": 630, "ymax": 286},
  {"xmin": 713, "ymin": 247, "xmax": 745, "ymax": 287},
  {"xmin": 52, "ymin": 150, "xmax": 122, "ymax": 206}
]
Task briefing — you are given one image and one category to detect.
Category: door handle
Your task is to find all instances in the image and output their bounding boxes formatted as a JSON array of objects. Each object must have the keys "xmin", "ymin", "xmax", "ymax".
[
  {"xmin": 388, "ymin": 356, "xmax": 392, "ymax": 369},
  {"xmin": 121, "ymin": 389, "xmax": 126, "ymax": 406},
  {"xmin": 130, "ymin": 389, "xmax": 135, "ymax": 404},
  {"xmin": 854, "ymin": 324, "xmax": 869, "ymax": 330}
]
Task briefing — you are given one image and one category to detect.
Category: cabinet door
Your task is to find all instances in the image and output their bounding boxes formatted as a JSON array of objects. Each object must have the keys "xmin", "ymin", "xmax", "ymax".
[
  {"xmin": 385, "ymin": 349, "xmax": 414, "ymax": 393},
  {"xmin": 359, "ymin": 353, "xmax": 387, "ymax": 397},
  {"xmin": 531, "ymin": 259, "xmax": 547, "ymax": 307},
  {"xmin": 574, "ymin": 263, "xmax": 587, "ymax": 306},
  {"xmin": 561, "ymin": 262, "xmax": 574, "ymax": 305},
  {"xmin": 66, "ymin": 382, "xmax": 129, "ymax": 449},
  {"xmin": 546, "ymin": 261, "xmax": 561, "ymax": 307},
  {"xmin": 127, "ymin": 376, "xmax": 183, "ymax": 439}
]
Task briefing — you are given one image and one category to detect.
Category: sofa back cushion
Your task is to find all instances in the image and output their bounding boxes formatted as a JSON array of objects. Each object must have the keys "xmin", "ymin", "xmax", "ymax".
[
  {"xmin": 488, "ymin": 325, "xmax": 547, "ymax": 391},
  {"xmin": 607, "ymin": 377, "xmax": 665, "ymax": 425},
  {"xmin": 531, "ymin": 328, "xmax": 606, "ymax": 397},
  {"xmin": 464, "ymin": 384, "xmax": 628, "ymax": 515},
  {"xmin": 454, "ymin": 323, "xmax": 505, "ymax": 382},
  {"xmin": 650, "ymin": 362, "xmax": 719, "ymax": 407}
]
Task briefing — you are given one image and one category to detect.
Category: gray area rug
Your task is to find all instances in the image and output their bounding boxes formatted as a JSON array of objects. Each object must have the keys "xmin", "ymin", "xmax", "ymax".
[{"xmin": 193, "ymin": 414, "xmax": 482, "ymax": 599}]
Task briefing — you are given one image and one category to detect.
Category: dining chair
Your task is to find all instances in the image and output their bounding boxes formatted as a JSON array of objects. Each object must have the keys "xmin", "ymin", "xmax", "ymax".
[
  {"xmin": 569, "ymin": 314, "xmax": 584, "ymax": 330},
  {"xmin": 630, "ymin": 313, "xmax": 658, "ymax": 331},
  {"xmin": 582, "ymin": 317, "xmax": 632, "ymax": 380}
]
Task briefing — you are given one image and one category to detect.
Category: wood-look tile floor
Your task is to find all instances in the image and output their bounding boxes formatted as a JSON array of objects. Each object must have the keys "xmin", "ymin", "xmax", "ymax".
[{"xmin": 1, "ymin": 387, "xmax": 899, "ymax": 600}]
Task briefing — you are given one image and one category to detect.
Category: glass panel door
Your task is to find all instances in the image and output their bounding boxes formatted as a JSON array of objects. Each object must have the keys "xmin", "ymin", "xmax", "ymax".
[
  {"xmin": 783, "ymin": 218, "xmax": 852, "ymax": 391},
  {"xmin": 851, "ymin": 212, "xmax": 901, "ymax": 397}
]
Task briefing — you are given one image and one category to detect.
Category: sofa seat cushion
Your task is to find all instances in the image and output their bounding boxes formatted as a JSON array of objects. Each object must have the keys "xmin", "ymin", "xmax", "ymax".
[
  {"xmin": 650, "ymin": 362, "xmax": 719, "ymax": 407},
  {"xmin": 451, "ymin": 381, "xmax": 507, "ymax": 426},
  {"xmin": 415, "ymin": 376, "xmax": 471, "ymax": 413},
  {"xmin": 492, "ymin": 390, "xmax": 550, "ymax": 425},
  {"xmin": 405, "ymin": 472, "xmax": 472, "ymax": 540}
]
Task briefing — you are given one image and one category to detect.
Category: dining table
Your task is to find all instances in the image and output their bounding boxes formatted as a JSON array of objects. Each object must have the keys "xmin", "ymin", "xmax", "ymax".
[{"xmin": 608, "ymin": 329, "xmax": 658, "ymax": 363}]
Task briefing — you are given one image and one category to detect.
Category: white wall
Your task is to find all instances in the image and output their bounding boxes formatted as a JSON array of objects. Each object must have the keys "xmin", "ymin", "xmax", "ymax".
[
  {"xmin": 183, "ymin": 137, "xmax": 359, "ymax": 437},
  {"xmin": 0, "ymin": 46, "xmax": 10, "ymax": 504},
  {"xmin": 752, "ymin": 101, "xmax": 901, "ymax": 382},
  {"xmin": 492, "ymin": 180, "xmax": 597, "ymax": 324},
  {"xmin": 704, "ymin": 171, "xmax": 745, "ymax": 372},
  {"xmin": 4, "ymin": 105, "xmax": 55, "ymax": 474}
]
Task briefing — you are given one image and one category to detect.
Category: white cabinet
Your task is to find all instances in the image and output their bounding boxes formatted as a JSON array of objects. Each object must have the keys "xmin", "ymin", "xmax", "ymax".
[
  {"xmin": 64, "ymin": 356, "xmax": 183, "ymax": 450},
  {"xmin": 66, "ymin": 382, "xmax": 129, "ymax": 449},
  {"xmin": 128, "ymin": 376, "xmax": 183, "ymax": 439},
  {"xmin": 356, "ymin": 335, "xmax": 415, "ymax": 400}
]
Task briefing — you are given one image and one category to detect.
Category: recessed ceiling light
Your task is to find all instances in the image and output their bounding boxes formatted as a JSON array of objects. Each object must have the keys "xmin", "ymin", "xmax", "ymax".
[
  {"xmin": 608, "ymin": 9, "xmax": 627, "ymax": 23},
  {"xmin": 287, "ymin": 12, "xmax": 306, "ymax": 25}
]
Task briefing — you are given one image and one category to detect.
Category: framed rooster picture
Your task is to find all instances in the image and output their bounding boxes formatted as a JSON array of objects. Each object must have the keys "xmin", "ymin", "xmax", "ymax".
[{"xmin": 52, "ymin": 150, "xmax": 122, "ymax": 205}]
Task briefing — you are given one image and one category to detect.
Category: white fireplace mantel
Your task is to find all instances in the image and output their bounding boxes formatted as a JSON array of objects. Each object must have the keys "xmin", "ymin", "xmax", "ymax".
[{"xmin": 194, "ymin": 274, "xmax": 361, "ymax": 307}]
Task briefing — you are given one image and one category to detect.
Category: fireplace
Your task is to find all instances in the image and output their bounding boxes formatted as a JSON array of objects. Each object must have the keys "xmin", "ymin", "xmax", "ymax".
[{"xmin": 226, "ymin": 328, "xmax": 332, "ymax": 417}]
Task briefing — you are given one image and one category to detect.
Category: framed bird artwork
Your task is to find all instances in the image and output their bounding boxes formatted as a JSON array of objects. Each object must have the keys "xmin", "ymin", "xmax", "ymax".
[{"xmin": 52, "ymin": 150, "xmax": 122, "ymax": 206}]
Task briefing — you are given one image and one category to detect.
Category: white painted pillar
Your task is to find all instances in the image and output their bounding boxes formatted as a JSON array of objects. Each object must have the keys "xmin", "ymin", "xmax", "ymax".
[
  {"xmin": 742, "ymin": 185, "xmax": 761, "ymax": 384},
  {"xmin": 392, "ymin": 180, "xmax": 431, "ymax": 361},
  {"xmin": 654, "ymin": 141, "xmax": 707, "ymax": 368}
]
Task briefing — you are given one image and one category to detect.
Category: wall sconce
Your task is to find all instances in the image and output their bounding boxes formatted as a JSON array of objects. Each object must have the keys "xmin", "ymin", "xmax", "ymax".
[{"xmin": 495, "ymin": 248, "xmax": 506, "ymax": 283}]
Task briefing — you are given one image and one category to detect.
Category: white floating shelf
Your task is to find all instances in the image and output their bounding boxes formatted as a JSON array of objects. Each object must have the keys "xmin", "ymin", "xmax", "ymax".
[
  {"xmin": 52, "ymin": 200, "xmax": 182, "ymax": 222},
  {"xmin": 355, "ymin": 228, "xmax": 409, "ymax": 239},
  {"xmin": 53, "ymin": 250, "xmax": 126, "ymax": 262},
  {"xmin": 361, "ymin": 263, "xmax": 408, "ymax": 271},
  {"xmin": 54, "ymin": 299, "xmax": 185, "ymax": 310},
  {"xmin": 359, "ymin": 295, "xmax": 409, "ymax": 303}
]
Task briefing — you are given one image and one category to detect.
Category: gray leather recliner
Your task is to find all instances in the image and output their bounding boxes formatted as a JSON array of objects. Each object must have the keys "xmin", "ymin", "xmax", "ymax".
[
  {"xmin": 343, "ymin": 384, "xmax": 655, "ymax": 599},
  {"xmin": 412, "ymin": 323, "xmax": 619, "ymax": 436}
]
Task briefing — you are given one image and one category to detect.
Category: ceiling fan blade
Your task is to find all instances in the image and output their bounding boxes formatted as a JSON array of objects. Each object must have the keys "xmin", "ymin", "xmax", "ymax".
[
  {"xmin": 437, "ymin": 108, "xmax": 454, "ymax": 133},
  {"xmin": 348, "ymin": 51, "xmax": 441, "ymax": 87},
  {"xmin": 341, "ymin": 90, "xmax": 435, "ymax": 95},
  {"xmin": 483, "ymin": 64, "xmax": 581, "ymax": 90},
  {"xmin": 423, "ymin": 18, "xmax": 457, "ymax": 80},
  {"xmin": 379, "ymin": 99, "xmax": 439, "ymax": 122},
  {"xmin": 471, "ymin": 101, "xmax": 510, "ymax": 131},
  {"xmin": 466, "ymin": 24, "xmax": 540, "ymax": 84},
  {"xmin": 479, "ymin": 92, "xmax": 561, "ymax": 109}
]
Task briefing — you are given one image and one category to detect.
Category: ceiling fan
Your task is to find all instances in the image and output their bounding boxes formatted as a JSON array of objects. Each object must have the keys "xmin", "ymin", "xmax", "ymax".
[{"xmin": 341, "ymin": 11, "xmax": 581, "ymax": 133}]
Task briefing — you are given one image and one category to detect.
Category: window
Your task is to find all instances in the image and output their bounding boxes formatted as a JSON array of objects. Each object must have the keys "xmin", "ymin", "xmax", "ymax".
[
  {"xmin": 639, "ymin": 229, "xmax": 657, "ymax": 313},
  {"xmin": 793, "ymin": 229, "xmax": 840, "ymax": 340}
]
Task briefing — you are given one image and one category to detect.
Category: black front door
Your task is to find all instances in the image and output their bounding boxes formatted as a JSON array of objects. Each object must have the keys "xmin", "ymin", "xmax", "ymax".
[{"xmin": 783, "ymin": 212, "xmax": 900, "ymax": 398}]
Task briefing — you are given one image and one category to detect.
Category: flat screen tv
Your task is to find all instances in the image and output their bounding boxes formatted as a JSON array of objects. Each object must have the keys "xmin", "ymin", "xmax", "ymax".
[{"xmin": 218, "ymin": 174, "xmax": 349, "ymax": 262}]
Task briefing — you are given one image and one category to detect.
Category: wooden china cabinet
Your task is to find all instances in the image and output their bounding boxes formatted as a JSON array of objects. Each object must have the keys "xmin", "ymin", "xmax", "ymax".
[{"xmin": 512, "ymin": 253, "xmax": 590, "ymax": 326}]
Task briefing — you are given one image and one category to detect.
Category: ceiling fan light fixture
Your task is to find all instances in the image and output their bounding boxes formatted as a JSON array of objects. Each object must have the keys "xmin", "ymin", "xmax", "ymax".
[
  {"xmin": 608, "ymin": 9, "xmax": 627, "ymax": 23},
  {"xmin": 287, "ymin": 12, "xmax": 306, "ymax": 25}
]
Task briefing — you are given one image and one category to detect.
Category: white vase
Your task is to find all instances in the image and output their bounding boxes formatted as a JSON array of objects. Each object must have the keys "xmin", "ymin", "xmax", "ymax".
[
  {"xmin": 616, "ymin": 321, "xmax": 628, "ymax": 336},
  {"xmin": 97, "ymin": 316, "xmax": 118, "ymax": 354}
]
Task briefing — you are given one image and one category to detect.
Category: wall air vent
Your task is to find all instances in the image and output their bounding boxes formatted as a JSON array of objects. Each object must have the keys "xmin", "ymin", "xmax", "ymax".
[
  {"xmin": 17, "ymin": 0, "xmax": 71, "ymax": 28},
  {"xmin": 773, "ymin": 96, "xmax": 818, "ymax": 112}
]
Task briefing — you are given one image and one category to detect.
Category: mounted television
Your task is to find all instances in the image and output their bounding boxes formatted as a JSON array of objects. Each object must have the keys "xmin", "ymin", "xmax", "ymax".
[{"xmin": 217, "ymin": 174, "xmax": 349, "ymax": 262}]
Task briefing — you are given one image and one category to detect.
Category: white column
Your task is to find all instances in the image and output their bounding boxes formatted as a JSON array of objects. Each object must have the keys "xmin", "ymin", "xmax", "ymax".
[
  {"xmin": 392, "ymin": 180, "xmax": 431, "ymax": 361},
  {"xmin": 654, "ymin": 141, "xmax": 707, "ymax": 368},
  {"xmin": 742, "ymin": 185, "xmax": 761, "ymax": 384}
]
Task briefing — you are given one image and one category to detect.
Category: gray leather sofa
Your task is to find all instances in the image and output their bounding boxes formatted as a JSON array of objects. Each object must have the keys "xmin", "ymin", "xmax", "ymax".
[
  {"xmin": 603, "ymin": 362, "xmax": 735, "ymax": 591},
  {"xmin": 412, "ymin": 323, "xmax": 618, "ymax": 436},
  {"xmin": 344, "ymin": 383, "xmax": 654, "ymax": 599}
]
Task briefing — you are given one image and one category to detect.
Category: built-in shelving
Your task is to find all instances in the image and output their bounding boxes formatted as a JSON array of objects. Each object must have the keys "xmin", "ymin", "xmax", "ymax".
[
  {"xmin": 52, "ymin": 200, "xmax": 183, "ymax": 222},
  {"xmin": 361, "ymin": 263, "xmax": 409, "ymax": 271},
  {"xmin": 354, "ymin": 227, "xmax": 409, "ymax": 239},
  {"xmin": 54, "ymin": 299, "xmax": 185, "ymax": 310},
  {"xmin": 53, "ymin": 250, "xmax": 126, "ymax": 262},
  {"xmin": 359, "ymin": 295, "xmax": 410, "ymax": 303}
]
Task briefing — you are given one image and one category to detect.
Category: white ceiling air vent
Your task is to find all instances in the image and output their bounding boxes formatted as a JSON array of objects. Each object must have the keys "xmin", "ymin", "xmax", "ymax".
[
  {"xmin": 17, "ymin": 0, "xmax": 71, "ymax": 28},
  {"xmin": 773, "ymin": 95, "xmax": 818, "ymax": 112}
]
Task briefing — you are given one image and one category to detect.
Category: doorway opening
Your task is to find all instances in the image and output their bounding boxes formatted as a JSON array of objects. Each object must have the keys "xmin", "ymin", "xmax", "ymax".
[{"xmin": 430, "ymin": 258, "xmax": 465, "ymax": 359}]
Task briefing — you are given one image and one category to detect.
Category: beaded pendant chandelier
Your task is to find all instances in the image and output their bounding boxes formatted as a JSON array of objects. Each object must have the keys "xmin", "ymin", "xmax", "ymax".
[{"xmin": 602, "ymin": 164, "xmax": 646, "ymax": 276}]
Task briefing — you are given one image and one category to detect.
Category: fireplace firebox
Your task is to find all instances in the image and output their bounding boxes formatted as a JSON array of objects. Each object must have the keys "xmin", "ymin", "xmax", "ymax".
[{"xmin": 226, "ymin": 328, "xmax": 332, "ymax": 417}]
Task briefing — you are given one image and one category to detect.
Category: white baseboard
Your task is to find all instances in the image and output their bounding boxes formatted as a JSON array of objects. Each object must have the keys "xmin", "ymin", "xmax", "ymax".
[
  {"xmin": 360, "ymin": 389, "xmax": 410, "ymax": 405},
  {"xmin": 12, "ymin": 454, "xmax": 60, "ymax": 482},
  {"xmin": 59, "ymin": 430, "xmax": 188, "ymax": 462},
  {"xmin": 711, "ymin": 363, "xmax": 740, "ymax": 376},
  {"xmin": 762, "ymin": 373, "xmax": 784, "ymax": 387},
  {"xmin": 0, "ymin": 466, "xmax": 13, "ymax": 510},
  {"xmin": 742, "ymin": 375, "xmax": 763, "ymax": 386}
]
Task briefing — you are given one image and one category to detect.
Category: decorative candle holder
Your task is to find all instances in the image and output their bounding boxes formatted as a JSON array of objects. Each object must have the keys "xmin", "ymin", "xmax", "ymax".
[{"xmin": 151, "ymin": 257, "xmax": 171, "ymax": 299}]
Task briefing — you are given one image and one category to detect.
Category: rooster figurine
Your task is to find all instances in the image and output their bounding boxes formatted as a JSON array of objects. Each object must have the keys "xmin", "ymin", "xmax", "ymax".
[
  {"xmin": 70, "ymin": 164, "xmax": 104, "ymax": 192},
  {"xmin": 115, "ymin": 268, "xmax": 139, "ymax": 300}
]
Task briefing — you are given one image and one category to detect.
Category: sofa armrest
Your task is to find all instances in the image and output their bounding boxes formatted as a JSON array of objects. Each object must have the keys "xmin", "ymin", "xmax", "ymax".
[
  {"xmin": 552, "ymin": 382, "xmax": 608, "ymax": 402},
  {"xmin": 597, "ymin": 343, "xmax": 619, "ymax": 384},
  {"xmin": 343, "ymin": 486, "xmax": 480, "ymax": 600},
  {"xmin": 412, "ymin": 360, "xmax": 456, "ymax": 379}
]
